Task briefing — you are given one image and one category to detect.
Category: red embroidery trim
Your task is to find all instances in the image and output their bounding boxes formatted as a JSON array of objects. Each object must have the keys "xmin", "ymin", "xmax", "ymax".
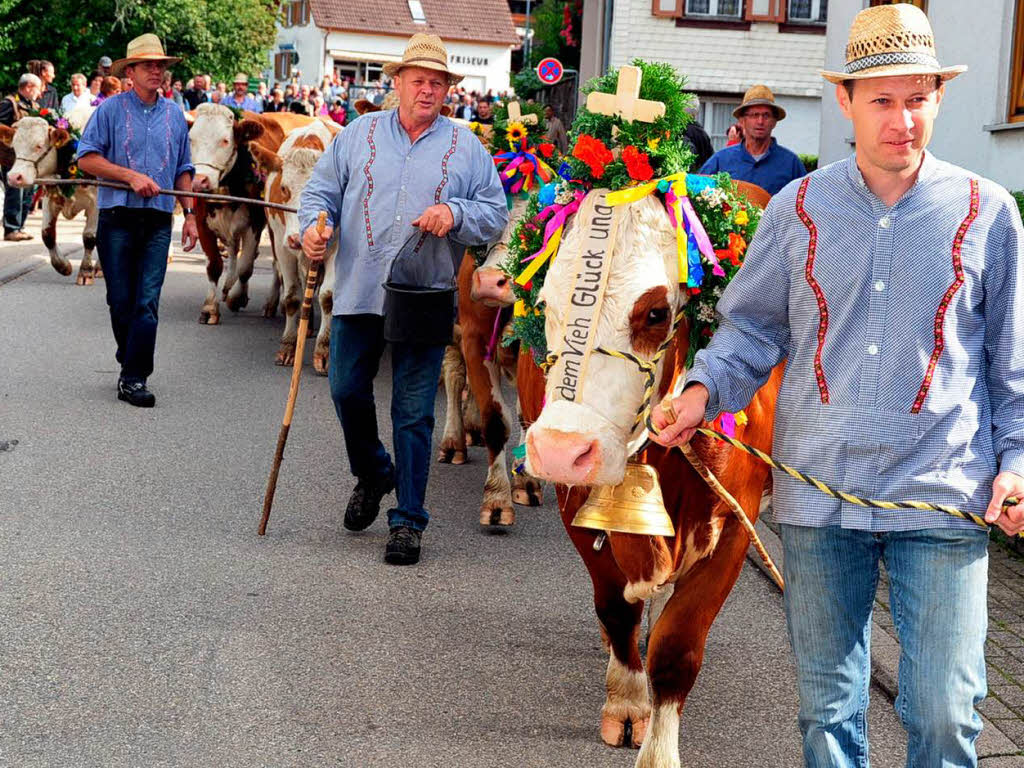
[
  {"xmin": 911, "ymin": 179, "xmax": 980, "ymax": 413},
  {"xmin": 414, "ymin": 126, "xmax": 459, "ymax": 253},
  {"xmin": 796, "ymin": 177, "xmax": 830, "ymax": 404},
  {"xmin": 362, "ymin": 118, "xmax": 379, "ymax": 247}
]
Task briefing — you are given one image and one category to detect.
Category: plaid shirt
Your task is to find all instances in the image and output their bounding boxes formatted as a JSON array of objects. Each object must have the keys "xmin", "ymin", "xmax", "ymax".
[{"xmin": 687, "ymin": 152, "xmax": 1024, "ymax": 531}]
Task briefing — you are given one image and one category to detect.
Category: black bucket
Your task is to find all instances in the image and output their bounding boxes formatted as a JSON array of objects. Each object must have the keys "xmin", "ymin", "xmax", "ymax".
[{"xmin": 382, "ymin": 234, "xmax": 457, "ymax": 346}]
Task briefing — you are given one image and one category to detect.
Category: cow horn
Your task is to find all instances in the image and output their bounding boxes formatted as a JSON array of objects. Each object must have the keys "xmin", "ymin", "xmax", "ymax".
[{"xmin": 571, "ymin": 461, "xmax": 675, "ymax": 537}]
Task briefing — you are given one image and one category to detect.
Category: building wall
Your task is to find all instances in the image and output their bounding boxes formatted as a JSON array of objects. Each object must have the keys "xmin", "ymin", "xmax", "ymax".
[
  {"xmin": 607, "ymin": 0, "xmax": 828, "ymax": 155},
  {"xmin": 820, "ymin": 0, "xmax": 1024, "ymax": 190},
  {"xmin": 271, "ymin": 16, "xmax": 324, "ymax": 86}
]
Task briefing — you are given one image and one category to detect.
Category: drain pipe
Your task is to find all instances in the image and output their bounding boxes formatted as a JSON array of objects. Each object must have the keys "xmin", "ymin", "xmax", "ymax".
[{"xmin": 601, "ymin": 0, "xmax": 614, "ymax": 72}]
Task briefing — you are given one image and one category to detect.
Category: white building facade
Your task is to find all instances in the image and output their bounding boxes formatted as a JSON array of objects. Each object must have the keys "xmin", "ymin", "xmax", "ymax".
[
  {"xmin": 819, "ymin": 0, "xmax": 1024, "ymax": 190},
  {"xmin": 270, "ymin": 0, "xmax": 517, "ymax": 94},
  {"xmin": 605, "ymin": 0, "xmax": 830, "ymax": 155}
]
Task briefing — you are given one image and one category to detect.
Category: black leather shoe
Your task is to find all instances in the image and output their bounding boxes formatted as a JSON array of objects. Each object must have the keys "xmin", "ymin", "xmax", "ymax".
[
  {"xmin": 117, "ymin": 379, "xmax": 156, "ymax": 408},
  {"xmin": 343, "ymin": 472, "xmax": 395, "ymax": 531},
  {"xmin": 384, "ymin": 526, "xmax": 421, "ymax": 565}
]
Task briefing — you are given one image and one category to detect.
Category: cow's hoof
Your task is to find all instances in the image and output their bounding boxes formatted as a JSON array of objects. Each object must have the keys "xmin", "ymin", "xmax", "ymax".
[
  {"xmin": 600, "ymin": 716, "xmax": 627, "ymax": 748},
  {"xmin": 512, "ymin": 479, "xmax": 543, "ymax": 507},
  {"xmin": 75, "ymin": 271, "xmax": 89, "ymax": 286},
  {"xmin": 199, "ymin": 310, "xmax": 220, "ymax": 325},
  {"xmin": 225, "ymin": 293, "xmax": 249, "ymax": 312},
  {"xmin": 437, "ymin": 447, "xmax": 468, "ymax": 465},
  {"xmin": 450, "ymin": 449, "xmax": 467, "ymax": 465},
  {"xmin": 55, "ymin": 261, "xmax": 73, "ymax": 277},
  {"xmin": 312, "ymin": 352, "xmax": 329, "ymax": 376},
  {"xmin": 275, "ymin": 343, "xmax": 296, "ymax": 366},
  {"xmin": 630, "ymin": 717, "xmax": 648, "ymax": 748},
  {"xmin": 466, "ymin": 429, "xmax": 485, "ymax": 447},
  {"xmin": 94, "ymin": 267, "xmax": 103, "ymax": 279},
  {"xmin": 480, "ymin": 505, "xmax": 514, "ymax": 527},
  {"xmin": 262, "ymin": 303, "xmax": 278, "ymax": 318}
]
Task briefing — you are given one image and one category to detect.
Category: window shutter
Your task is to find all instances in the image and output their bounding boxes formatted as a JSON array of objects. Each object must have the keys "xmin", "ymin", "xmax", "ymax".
[
  {"xmin": 652, "ymin": 0, "xmax": 683, "ymax": 16},
  {"xmin": 745, "ymin": 0, "xmax": 785, "ymax": 21},
  {"xmin": 303, "ymin": 0, "xmax": 310, "ymax": 25}
]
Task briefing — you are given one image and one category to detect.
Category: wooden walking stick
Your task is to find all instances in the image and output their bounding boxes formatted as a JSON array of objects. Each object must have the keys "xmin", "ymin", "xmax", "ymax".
[{"xmin": 259, "ymin": 211, "xmax": 328, "ymax": 535}]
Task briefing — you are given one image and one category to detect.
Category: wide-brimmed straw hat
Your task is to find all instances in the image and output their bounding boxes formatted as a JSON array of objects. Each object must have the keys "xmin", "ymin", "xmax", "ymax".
[
  {"xmin": 732, "ymin": 85, "xmax": 786, "ymax": 121},
  {"xmin": 382, "ymin": 33, "xmax": 463, "ymax": 84},
  {"xmin": 821, "ymin": 4, "xmax": 966, "ymax": 84},
  {"xmin": 233, "ymin": 73, "xmax": 249, "ymax": 85},
  {"xmin": 112, "ymin": 34, "xmax": 180, "ymax": 77}
]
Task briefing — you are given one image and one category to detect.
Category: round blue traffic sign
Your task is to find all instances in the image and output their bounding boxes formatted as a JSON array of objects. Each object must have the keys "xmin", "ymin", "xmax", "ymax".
[{"xmin": 536, "ymin": 57, "xmax": 564, "ymax": 86}]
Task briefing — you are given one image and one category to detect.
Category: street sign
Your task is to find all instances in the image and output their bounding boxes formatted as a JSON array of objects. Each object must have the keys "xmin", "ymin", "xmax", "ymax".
[{"xmin": 536, "ymin": 57, "xmax": 564, "ymax": 86}]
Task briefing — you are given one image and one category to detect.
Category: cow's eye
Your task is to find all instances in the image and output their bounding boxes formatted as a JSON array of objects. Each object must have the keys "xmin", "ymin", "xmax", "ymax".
[
  {"xmin": 646, "ymin": 307, "xmax": 669, "ymax": 326},
  {"xmin": 280, "ymin": 186, "xmax": 291, "ymax": 201}
]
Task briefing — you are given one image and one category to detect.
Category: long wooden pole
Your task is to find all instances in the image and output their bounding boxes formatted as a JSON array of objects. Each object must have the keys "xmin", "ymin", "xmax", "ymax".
[{"xmin": 258, "ymin": 212, "xmax": 327, "ymax": 535}]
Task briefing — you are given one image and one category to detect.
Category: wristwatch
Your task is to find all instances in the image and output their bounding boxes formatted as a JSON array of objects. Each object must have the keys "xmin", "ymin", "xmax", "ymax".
[{"xmin": 183, "ymin": 207, "xmax": 196, "ymax": 217}]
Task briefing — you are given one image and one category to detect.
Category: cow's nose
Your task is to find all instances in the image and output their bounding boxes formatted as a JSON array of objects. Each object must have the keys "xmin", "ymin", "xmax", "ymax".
[
  {"xmin": 526, "ymin": 428, "xmax": 601, "ymax": 485},
  {"xmin": 471, "ymin": 266, "xmax": 514, "ymax": 307},
  {"xmin": 8, "ymin": 172, "xmax": 24, "ymax": 187},
  {"xmin": 286, "ymin": 233, "xmax": 301, "ymax": 250},
  {"xmin": 191, "ymin": 175, "xmax": 211, "ymax": 192}
]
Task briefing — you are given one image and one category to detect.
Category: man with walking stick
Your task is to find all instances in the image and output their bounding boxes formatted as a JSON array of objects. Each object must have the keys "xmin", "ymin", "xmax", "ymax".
[
  {"xmin": 299, "ymin": 33, "xmax": 507, "ymax": 565},
  {"xmin": 77, "ymin": 34, "xmax": 198, "ymax": 407}
]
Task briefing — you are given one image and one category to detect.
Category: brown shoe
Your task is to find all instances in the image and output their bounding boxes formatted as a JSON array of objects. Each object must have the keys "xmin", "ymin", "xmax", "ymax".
[
  {"xmin": 3, "ymin": 232, "xmax": 20, "ymax": 242},
  {"xmin": 16, "ymin": 231, "xmax": 33, "ymax": 241}
]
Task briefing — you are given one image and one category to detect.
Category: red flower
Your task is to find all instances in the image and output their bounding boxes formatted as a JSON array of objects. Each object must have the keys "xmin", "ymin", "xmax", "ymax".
[
  {"xmin": 622, "ymin": 145, "xmax": 654, "ymax": 182},
  {"xmin": 572, "ymin": 134, "xmax": 613, "ymax": 179},
  {"xmin": 717, "ymin": 247, "xmax": 741, "ymax": 267},
  {"xmin": 687, "ymin": 287, "xmax": 702, "ymax": 296},
  {"xmin": 39, "ymin": 108, "xmax": 49, "ymax": 116},
  {"xmin": 537, "ymin": 142, "xmax": 555, "ymax": 159}
]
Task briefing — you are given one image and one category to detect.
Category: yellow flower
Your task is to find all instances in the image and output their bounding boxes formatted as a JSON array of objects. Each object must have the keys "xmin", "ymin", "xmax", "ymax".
[
  {"xmin": 646, "ymin": 137, "xmax": 661, "ymax": 151},
  {"xmin": 734, "ymin": 208, "xmax": 749, "ymax": 226},
  {"xmin": 506, "ymin": 121, "xmax": 527, "ymax": 145}
]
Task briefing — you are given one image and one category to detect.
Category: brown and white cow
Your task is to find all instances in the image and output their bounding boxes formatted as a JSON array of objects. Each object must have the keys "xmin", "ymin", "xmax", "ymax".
[
  {"xmin": 0, "ymin": 107, "xmax": 100, "ymax": 285},
  {"xmin": 521, "ymin": 184, "xmax": 779, "ymax": 767},
  {"xmin": 250, "ymin": 119, "xmax": 341, "ymax": 372},
  {"xmin": 187, "ymin": 105, "xmax": 316, "ymax": 324}
]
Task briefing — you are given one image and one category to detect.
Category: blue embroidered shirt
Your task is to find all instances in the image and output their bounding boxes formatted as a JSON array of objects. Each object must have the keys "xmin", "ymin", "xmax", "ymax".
[
  {"xmin": 77, "ymin": 90, "xmax": 194, "ymax": 214},
  {"xmin": 225, "ymin": 94, "xmax": 263, "ymax": 113},
  {"xmin": 298, "ymin": 110, "xmax": 508, "ymax": 315},
  {"xmin": 700, "ymin": 138, "xmax": 807, "ymax": 195},
  {"xmin": 686, "ymin": 152, "xmax": 1024, "ymax": 532}
]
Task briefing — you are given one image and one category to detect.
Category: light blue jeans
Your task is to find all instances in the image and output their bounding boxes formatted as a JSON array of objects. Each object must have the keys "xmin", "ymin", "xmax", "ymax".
[{"xmin": 780, "ymin": 524, "xmax": 989, "ymax": 768}]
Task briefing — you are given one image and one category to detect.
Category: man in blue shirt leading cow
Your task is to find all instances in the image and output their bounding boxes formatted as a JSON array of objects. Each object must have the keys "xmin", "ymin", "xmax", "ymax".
[
  {"xmin": 300, "ymin": 33, "xmax": 507, "ymax": 566},
  {"xmin": 700, "ymin": 84, "xmax": 806, "ymax": 195},
  {"xmin": 655, "ymin": 5, "xmax": 1024, "ymax": 766},
  {"xmin": 78, "ymin": 34, "xmax": 198, "ymax": 408}
]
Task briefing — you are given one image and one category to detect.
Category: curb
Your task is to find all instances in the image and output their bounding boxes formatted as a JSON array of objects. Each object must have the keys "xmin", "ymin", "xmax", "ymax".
[
  {"xmin": 0, "ymin": 254, "xmax": 46, "ymax": 285},
  {"xmin": 747, "ymin": 518, "xmax": 1024, "ymax": 762}
]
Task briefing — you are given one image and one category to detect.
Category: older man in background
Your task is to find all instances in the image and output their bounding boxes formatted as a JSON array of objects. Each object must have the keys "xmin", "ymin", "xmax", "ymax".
[
  {"xmin": 1, "ymin": 73, "xmax": 41, "ymax": 241},
  {"xmin": 60, "ymin": 73, "xmax": 91, "ymax": 114}
]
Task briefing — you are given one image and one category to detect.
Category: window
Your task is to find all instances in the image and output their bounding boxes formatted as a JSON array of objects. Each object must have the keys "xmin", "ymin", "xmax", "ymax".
[
  {"xmin": 788, "ymin": 0, "xmax": 827, "ymax": 23},
  {"xmin": 1011, "ymin": 0, "xmax": 1024, "ymax": 121},
  {"xmin": 685, "ymin": 0, "xmax": 742, "ymax": 17},
  {"xmin": 869, "ymin": 0, "xmax": 926, "ymax": 9},
  {"xmin": 652, "ymin": 0, "xmax": 683, "ymax": 16},
  {"xmin": 280, "ymin": 1, "xmax": 292, "ymax": 27},
  {"xmin": 700, "ymin": 96, "xmax": 742, "ymax": 151},
  {"xmin": 408, "ymin": 0, "xmax": 427, "ymax": 23},
  {"xmin": 274, "ymin": 52, "xmax": 293, "ymax": 81}
]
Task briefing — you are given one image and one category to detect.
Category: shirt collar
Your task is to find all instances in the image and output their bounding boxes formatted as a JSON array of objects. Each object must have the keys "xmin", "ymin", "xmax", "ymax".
[
  {"xmin": 389, "ymin": 107, "xmax": 446, "ymax": 143},
  {"xmin": 846, "ymin": 150, "xmax": 939, "ymax": 205},
  {"xmin": 127, "ymin": 89, "xmax": 162, "ymax": 111},
  {"xmin": 740, "ymin": 137, "xmax": 777, "ymax": 163}
]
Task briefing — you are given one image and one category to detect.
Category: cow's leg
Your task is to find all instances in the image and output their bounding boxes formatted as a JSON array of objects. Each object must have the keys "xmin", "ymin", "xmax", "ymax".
[
  {"xmin": 225, "ymin": 227, "xmax": 259, "ymax": 312},
  {"xmin": 635, "ymin": 520, "xmax": 750, "ymax": 768},
  {"xmin": 438, "ymin": 337, "xmax": 468, "ymax": 464},
  {"xmin": 463, "ymin": 391, "xmax": 484, "ymax": 447},
  {"xmin": 276, "ymin": 248, "xmax": 301, "ymax": 366},
  {"xmin": 199, "ymin": 235, "xmax": 223, "ymax": 325},
  {"xmin": 511, "ymin": 392, "xmax": 544, "ymax": 507},
  {"xmin": 263, "ymin": 229, "xmax": 281, "ymax": 318},
  {"xmin": 220, "ymin": 235, "xmax": 240, "ymax": 301},
  {"xmin": 41, "ymin": 202, "xmax": 71, "ymax": 278},
  {"xmin": 79, "ymin": 200, "xmax": 99, "ymax": 284},
  {"xmin": 313, "ymin": 252, "xmax": 335, "ymax": 375},
  {"xmin": 479, "ymin": 357, "xmax": 516, "ymax": 526}
]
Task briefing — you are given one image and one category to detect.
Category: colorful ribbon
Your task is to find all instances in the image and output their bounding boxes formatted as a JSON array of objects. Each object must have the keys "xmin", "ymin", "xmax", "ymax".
[
  {"xmin": 514, "ymin": 190, "xmax": 585, "ymax": 287},
  {"xmin": 494, "ymin": 140, "xmax": 555, "ymax": 195}
]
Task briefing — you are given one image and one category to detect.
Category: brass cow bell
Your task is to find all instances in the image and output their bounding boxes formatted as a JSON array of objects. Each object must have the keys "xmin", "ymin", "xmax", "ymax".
[{"xmin": 571, "ymin": 461, "xmax": 675, "ymax": 537}]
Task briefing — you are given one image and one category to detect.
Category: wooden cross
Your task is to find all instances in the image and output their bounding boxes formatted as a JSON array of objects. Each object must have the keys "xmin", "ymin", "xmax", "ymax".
[
  {"xmin": 507, "ymin": 101, "xmax": 538, "ymax": 125},
  {"xmin": 585, "ymin": 65, "xmax": 666, "ymax": 124}
]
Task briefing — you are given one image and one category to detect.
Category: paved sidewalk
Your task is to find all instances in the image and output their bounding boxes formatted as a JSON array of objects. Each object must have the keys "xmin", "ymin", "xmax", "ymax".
[{"xmin": 0, "ymin": 207, "xmax": 84, "ymax": 283}]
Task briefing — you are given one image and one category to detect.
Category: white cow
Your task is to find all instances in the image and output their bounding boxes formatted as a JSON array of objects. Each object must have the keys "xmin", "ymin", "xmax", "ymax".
[
  {"xmin": 250, "ymin": 119, "xmax": 341, "ymax": 373},
  {"xmin": 0, "ymin": 106, "xmax": 100, "ymax": 285}
]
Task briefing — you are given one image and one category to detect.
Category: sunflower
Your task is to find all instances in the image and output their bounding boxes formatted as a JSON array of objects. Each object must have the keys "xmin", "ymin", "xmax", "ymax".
[{"xmin": 506, "ymin": 121, "xmax": 527, "ymax": 146}]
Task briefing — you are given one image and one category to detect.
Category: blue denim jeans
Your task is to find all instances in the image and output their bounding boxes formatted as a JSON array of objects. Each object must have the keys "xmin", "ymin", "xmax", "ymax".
[
  {"xmin": 328, "ymin": 314, "xmax": 446, "ymax": 532},
  {"xmin": 780, "ymin": 524, "xmax": 989, "ymax": 768},
  {"xmin": 96, "ymin": 207, "xmax": 172, "ymax": 383},
  {"xmin": 2, "ymin": 168, "xmax": 32, "ymax": 234}
]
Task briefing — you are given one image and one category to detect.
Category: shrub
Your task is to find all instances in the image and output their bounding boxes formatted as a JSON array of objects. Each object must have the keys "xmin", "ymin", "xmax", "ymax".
[
  {"xmin": 1012, "ymin": 190, "xmax": 1024, "ymax": 223},
  {"xmin": 799, "ymin": 154, "xmax": 818, "ymax": 173}
]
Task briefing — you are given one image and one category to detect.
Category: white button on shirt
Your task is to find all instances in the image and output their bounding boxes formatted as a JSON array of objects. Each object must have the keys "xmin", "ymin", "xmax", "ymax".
[
  {"xmin": 879, "ymin": 216, "xmax": 891, "ymax": 228},
  {"xmin": 875, "ymin": 280, "xmax": 885, "ymax": 292},
  {"xmin": 867, "ymin": 344, "xmax": 879, "ymax": 355}
]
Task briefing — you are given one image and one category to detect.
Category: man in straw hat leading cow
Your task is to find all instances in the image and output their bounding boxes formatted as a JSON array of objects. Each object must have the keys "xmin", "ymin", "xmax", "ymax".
[
  {"xmin": 652, "ymin": 4, "xmax": 1024, "ymax": 765},
  {"xmin": 299, "ymin": 33, "xmax": 507, "ymax": 565},
  {"xmin": 78, "ymin": 34, "xmax": 198, "ymax": 408}
]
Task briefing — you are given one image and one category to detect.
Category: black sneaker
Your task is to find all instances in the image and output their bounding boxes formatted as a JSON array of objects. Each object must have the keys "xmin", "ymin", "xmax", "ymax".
[
  {"xmin": 384, "ymin": 526, "xmax": 421, "ymax": 565},
  {"xmin": 117, "ymin": 379, "xmax": 156, "ymax": 408},
  {"xmin": 343, "ymin": 472, "xmax": 395, "ymax": 531}
]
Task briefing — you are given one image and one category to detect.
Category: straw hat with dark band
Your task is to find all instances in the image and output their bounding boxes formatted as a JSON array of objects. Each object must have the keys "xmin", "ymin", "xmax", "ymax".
[
  {"xmin": 732, "ymin": 84, "xmax": 786, "ymax": 121},
  {"xmin": 382, "ymin": 33, "xmax": 464, "ymax": 84},
  {"xmin": 111, "ymin": 33, "xmax": 181, "ymax": 78},
  {"xmin": 821, "ymin": 4, "xmax": 966, "ymax": 84}
]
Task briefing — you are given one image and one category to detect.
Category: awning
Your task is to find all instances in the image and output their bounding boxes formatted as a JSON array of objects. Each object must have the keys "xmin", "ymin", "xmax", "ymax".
[{"xmin": 328, "ymin": 49, "xmax": 403, "ymax": 64}]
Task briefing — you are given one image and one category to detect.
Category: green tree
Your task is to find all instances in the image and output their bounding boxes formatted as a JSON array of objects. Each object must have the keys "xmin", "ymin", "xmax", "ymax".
[{"xmin": 525, "ymin": 0, "xmax": 581, "ymax": 70}]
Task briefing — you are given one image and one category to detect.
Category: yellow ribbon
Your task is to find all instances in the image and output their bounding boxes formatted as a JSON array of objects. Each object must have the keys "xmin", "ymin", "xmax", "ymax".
[
  {"xmin": 604, "ymin": 171, "xmax": 688, "ymax": 207},
  {"xmin": 514, "ymin": 299, "xmax": 527, "ymax": 317},
  {"xmin": 514, "ymin": 222, "xmax": 564, "ymax": 287}
]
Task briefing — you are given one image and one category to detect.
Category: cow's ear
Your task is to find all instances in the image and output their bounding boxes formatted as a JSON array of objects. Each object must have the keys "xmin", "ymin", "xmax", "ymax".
[
  {"xmin": 49, "ymin": 127, "xmax": 71, "ymax": 148},
  {"xmin": 440, "ymin": 104, "xmax": 452, "ymax": 117},
  {"xmin": 234, "ymin": 118, "xmax": 265, "ymax": 145},
  {"xmin": 249, "ymin": 142, "xmax": 282, "ymax": 175},
  {"xmin": 0, "ymin": 125, "xmax": 14, "ymax": 146}
]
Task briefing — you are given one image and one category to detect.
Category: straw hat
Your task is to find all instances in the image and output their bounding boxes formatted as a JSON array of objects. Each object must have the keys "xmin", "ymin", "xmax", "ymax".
[
  {"xmin": 821, "ymin": 4, "xmax": 966, "ymax": 84},
  {"xmin": 382, "ymin": 33, "xmax": 463, "ymax": 84},
  {"xmin": 111, "ymin": 34, "xmax": 180, "ymax": 77},
  {"xmin": 233, "ymin": 73, "xmax": 249, "ymax": 85},
  {"xmin": 732, "ymin": 85, "xmax": 786, "ymax": 121}
]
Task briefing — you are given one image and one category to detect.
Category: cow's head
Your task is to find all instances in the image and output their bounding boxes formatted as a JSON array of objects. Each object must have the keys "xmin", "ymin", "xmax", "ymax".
[
  {"xmin": 525, "ymin": 192, "xmax": 682, "ymax": 487},
  {"xmin": 188, "ymin": 103, "xmax": 264, "ymax": 192},
  {"xmin": 252, "ymin": 140, "xmax": 326, "ymax": 252},
  {"xmin": 470, "ymin": 195, "xmax": 530, "ymax": 307},
  {"xmin": 3, "ymin": 117, "xmax": 70, "ymax": 187}
]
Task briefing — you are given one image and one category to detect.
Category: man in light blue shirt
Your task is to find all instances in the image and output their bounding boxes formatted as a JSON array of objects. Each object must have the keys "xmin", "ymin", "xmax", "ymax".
[
  {"xmin": 654, "ymin": 6, "xmax": 1024, "ymax": 766},
  {"xmin": 225, "ymin": 74, "xmax": 262, "ymax": 113},
  {"xmin": 301, "ymin": 33, "xmax": 507, "ymax": 565}
]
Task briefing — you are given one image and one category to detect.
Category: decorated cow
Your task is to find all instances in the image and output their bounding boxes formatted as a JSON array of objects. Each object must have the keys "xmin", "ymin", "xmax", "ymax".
[
  {"xmin": 507, "ymin": 62, "xmax": 779, "ymax": 767},
  {"xmin": 0, "ymin": 104, "xmax": 100, "ymax": 284}
]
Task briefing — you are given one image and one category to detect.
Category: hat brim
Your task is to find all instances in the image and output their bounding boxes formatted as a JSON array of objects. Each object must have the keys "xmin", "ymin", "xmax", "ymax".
[
  {"xmin": 821, "ymin": 64, "xmax": 967, "ymax": 85},
  {"xmin": 382, "ymin": 60, "xmax": 463, "ymax": 84},
  {"xmin": 733, "ymin": 99, "xmax": 786, "ymax": 121},
  {"xmin": 111, "ymin": 53, "xmax": 181, "ymax": 78}
]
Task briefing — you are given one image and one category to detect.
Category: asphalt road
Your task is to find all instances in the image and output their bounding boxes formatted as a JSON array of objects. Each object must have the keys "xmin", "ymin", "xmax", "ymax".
[{"xmin": 0, "ymin": 229, "xmax": 913, "ymax": 767}]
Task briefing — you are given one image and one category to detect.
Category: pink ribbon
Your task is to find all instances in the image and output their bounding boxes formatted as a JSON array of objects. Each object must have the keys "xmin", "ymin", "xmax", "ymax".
[
  {"xmin": 522, "ymin": 190, "xmax": 585, "ymax": 263},
  {"xmin": 679, "ymin": 194, "xmax": 724, "ymax": 276}
]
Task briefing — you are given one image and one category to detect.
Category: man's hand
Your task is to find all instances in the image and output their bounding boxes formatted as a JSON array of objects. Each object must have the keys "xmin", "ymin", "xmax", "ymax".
[
  {"xmin": 648, "ymin": 384, "xmax": 710, "ymax": 448},
  {"xmin": 985, "ymin": 471, "xmax": 1024, "ymax": 536},
  {"xmin": 412, "ymin": 204, "xmax": 455, "ymax": 237},
  {"xmin": 181, "ymin": 215, "xmax": 198, "ymax": 252},
  {"xmin": 129, "ymin": 171, "xmax": 160, "ymax": 198},
  {"xmin": 302, "ymin": 223, "xmax": 333, "ymax": 262}
]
